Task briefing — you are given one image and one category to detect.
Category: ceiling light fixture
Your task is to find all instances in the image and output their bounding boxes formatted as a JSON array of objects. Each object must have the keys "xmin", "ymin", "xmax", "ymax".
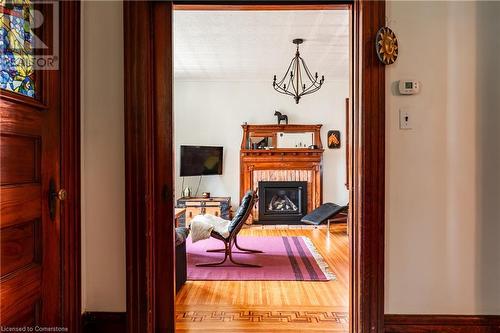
[{"xmin": 273, "ymin": 38, "xmax": 325, "ymax": 104}]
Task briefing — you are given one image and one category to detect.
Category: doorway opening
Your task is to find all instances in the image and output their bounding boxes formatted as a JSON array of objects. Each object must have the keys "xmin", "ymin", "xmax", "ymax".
[
  {"xmin": 123, "ymin": 1, "xmax": 385, "ymax": 332},
  {"xmin": 172, "ymin": 5, "xmax": 351, "ymax": 332}
]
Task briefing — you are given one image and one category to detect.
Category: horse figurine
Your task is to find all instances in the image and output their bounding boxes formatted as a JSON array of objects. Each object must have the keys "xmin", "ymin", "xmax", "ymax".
[{"xmin": 274, "ymin": 111, "xmax": 288, "ymax": 125}]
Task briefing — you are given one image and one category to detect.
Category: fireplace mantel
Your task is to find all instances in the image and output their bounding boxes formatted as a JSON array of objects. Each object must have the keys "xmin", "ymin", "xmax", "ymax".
[{"xmin": 239, "ymin": 124, "xmax": 324, "ymax": 222}]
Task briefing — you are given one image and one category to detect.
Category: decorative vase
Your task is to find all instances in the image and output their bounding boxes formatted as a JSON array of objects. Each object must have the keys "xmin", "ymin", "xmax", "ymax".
[{"xmin": 183, "ymin": 187, "xmax": 191, "ymax": 198}]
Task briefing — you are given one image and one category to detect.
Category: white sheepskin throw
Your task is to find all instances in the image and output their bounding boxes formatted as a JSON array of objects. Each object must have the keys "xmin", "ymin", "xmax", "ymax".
[{"xmin": 190, "ymin": 214, "xmax": 231, "ymax": 243}]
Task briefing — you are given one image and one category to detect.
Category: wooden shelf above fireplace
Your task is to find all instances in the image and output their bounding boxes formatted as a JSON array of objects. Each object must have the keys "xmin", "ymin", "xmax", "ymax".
[
  {"xmin": 241, "ymin": 148, "xmax": 324, "ymax": 154},
  {"xmin": 241, "ymin": 124, "xmax": 323, "ymax": 150},
  {"xmin": 240, "ymin": 124, "xmax": 324, "ymax": 223}
]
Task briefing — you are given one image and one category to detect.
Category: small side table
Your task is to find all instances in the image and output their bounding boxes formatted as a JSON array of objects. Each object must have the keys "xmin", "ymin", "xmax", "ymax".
[{"xmin": 176, "ymin": 196, "xmax": 231, "ymax": 227}]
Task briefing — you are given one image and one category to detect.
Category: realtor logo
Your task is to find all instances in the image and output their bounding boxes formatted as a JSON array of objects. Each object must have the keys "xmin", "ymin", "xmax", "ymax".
[{"xmin": 0, "ymin": 0, "xmax": 59, "ymax": 71}]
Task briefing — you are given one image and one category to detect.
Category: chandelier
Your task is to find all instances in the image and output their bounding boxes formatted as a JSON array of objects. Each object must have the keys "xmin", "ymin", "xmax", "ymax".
[{"xmin": 273, "ymin": 39, "xmax": 325, "ymax": 104}]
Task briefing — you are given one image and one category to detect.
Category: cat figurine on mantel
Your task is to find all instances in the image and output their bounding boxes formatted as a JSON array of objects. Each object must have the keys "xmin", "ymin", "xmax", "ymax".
[{"xmin": 274, "ymin": 111, "xmax": 289, "ymax": 125}]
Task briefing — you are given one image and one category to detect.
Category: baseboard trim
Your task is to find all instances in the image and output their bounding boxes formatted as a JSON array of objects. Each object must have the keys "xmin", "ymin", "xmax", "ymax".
[
  {"xmin": 81, "ymin": 312, "xmax": 126, "ymax": 333},
  {"xmin": 385, "ymin": 314, "xmax": 500, "ymax": 333}
]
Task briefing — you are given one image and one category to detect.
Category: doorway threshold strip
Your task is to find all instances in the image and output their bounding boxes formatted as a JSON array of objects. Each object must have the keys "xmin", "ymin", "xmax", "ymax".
[{"xmin": 176, "ymin": 309, "xmax": 348, "ymax": 324}]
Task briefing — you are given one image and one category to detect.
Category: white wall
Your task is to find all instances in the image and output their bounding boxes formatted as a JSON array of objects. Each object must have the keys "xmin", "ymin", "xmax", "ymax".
[
  {"xmin": 81, "ymin": 0, "xmax": 125, "ymax": 312},
  {"xmin": 385, "ymin": 0, "xmax": 500, "ymax": 315},
  {"xmin": 173, "ymin": 80, "xmax": 349, "ymax": 207}
]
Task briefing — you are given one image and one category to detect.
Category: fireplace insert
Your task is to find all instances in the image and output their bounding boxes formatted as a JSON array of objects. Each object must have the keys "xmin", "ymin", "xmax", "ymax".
[{"xmin": 258, "ymin": 181, "xmax": 308, "ymax": 224}]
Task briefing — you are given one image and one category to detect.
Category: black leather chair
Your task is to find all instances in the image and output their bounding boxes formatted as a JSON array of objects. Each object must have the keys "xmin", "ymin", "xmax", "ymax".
[
  {"xmin": 197, "ymin": 190, "xmax": 263, "ymax": 267},
  {"xmin": 301, "ymin": 202, "xmax": 348, "ymax": 231}
]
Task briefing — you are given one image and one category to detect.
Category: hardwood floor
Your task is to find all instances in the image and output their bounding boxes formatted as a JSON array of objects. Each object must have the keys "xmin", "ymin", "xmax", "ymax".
[{"xmin": 176, "ymin": 224, "xmax": 349, "ymax": 332}]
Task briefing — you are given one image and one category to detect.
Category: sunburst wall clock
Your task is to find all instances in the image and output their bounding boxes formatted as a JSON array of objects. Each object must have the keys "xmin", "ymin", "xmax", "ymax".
[{"xmin": 376, "ymin": 27, "xmax": 398, "ymax": 65}]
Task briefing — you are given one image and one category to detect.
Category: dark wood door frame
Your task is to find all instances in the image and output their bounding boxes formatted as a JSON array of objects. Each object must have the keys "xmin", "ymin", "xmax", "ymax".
[
  {"xmin": 123, "ymin": 1, "xmax": 385, "ymax": 332},
  {"xmin": 351, "ymin": 1, "xmax": 385, "ymax": 332},
  {"xmin": 60, "ymin": 2, "xmax": 82, "ymax": 332},
  {"xmin": 123, "ymin": 2, "xmax": 175, "ymax": 332}
]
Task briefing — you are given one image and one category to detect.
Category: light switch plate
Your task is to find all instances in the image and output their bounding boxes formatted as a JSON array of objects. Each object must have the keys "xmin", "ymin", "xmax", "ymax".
[{"xmin": 399, "ymin": 109, "xmax": 412, "ymax": 130}]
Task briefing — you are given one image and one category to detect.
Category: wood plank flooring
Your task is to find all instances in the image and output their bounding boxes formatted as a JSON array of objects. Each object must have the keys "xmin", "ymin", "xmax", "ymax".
[{"xmin": 175, "ymin": 224, "xmax": 349, "ymax": 332}]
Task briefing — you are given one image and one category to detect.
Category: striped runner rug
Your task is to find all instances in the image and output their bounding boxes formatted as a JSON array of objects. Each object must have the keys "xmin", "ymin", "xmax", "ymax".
[{"xmin": 186, "ymin": 236, "xmax": 335, "ymax": 281}]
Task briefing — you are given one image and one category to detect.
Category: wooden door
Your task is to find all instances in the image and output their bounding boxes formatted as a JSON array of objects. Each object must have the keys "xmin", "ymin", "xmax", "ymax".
[{"xmin": 0, "ymin": 1, "xmax": 62, "ymax": 327}]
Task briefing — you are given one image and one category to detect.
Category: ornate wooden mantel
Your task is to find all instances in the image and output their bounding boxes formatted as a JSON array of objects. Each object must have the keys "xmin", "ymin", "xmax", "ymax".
[{"xmin": 239, "ymin": 124, "xmax": 324, "ymax": 222}]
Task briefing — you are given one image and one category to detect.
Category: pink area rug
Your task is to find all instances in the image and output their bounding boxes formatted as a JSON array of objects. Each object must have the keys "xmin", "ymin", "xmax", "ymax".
[{"xmin": 186, "ymin": 236, "xmax": 335, "ymax": 281}]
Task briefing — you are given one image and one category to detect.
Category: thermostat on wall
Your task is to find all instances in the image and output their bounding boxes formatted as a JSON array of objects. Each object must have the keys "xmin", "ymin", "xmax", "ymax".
[{"xmin": 398, "ymin": 80, "xmax": 421, "ymax": 95}]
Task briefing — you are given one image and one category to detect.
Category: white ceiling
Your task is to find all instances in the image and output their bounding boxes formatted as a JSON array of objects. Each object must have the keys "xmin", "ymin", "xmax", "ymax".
[{"xmin": 173, "ymin": 10, "xmax": 350, "ymax": 81}]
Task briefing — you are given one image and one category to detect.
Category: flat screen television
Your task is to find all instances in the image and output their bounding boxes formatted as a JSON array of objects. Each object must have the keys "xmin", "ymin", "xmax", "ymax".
[{"xmin": 180, "ymin": 145, "xmax": 223, "ymax": 177}]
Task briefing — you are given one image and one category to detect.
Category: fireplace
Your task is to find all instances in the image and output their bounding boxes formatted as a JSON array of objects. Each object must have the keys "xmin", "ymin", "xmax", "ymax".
[{"xmin": 258, "ymin": 181, "xmax": 308, "ymax": 224}]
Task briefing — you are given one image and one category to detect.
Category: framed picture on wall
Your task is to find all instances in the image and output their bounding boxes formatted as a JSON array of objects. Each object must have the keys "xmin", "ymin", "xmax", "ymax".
[{"xmin": 327, "ymin": 130, "xmax": 341, "ymax": 149}]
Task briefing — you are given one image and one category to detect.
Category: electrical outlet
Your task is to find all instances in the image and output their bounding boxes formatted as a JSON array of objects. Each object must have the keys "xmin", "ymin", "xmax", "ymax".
[{"xmin": 399, "ymin": 109, "xmax": 412, "ymax": 130}]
